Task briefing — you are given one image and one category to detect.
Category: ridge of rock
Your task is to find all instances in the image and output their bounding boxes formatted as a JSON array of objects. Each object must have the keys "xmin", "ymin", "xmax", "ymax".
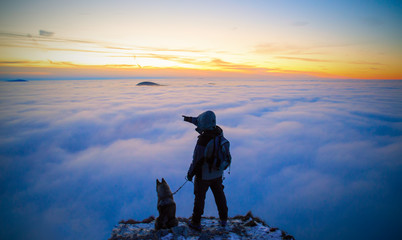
[{"xmin": 109, "ymin": 211, "xmax": 294, "ymax": 240}]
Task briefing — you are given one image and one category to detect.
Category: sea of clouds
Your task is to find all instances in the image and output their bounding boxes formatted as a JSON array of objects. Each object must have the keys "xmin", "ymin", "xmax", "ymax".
[{"xmin": 0, "ymin": 78, "xmax": 401, "ymax": 240}]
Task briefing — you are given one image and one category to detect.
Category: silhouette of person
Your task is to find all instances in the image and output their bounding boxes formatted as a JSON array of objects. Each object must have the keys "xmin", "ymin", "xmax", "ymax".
[{"xmin": 182, "ymin": 110, "xmax": 228, "ymax": 230}]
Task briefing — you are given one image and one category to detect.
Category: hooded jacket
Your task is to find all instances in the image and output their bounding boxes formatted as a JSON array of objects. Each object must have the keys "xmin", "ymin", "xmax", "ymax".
[{"xmin": 187, "ymin": 125, "xmax": 224, "ymax": 181}]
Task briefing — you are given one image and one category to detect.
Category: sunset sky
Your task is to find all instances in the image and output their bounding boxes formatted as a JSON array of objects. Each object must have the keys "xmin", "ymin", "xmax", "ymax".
[
  {"xmin": 0, "ymin": 0, "xmax": 401, "ymax": 80},
  {"xmin": 1, "ymin": 1, "xmax": 402, "ymax": 239}
]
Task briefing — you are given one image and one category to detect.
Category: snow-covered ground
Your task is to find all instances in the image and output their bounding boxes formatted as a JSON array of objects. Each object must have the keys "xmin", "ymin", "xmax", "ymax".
[{"xmin": 109, "ymin": 212, "xmax": 294, "ymax": 240}]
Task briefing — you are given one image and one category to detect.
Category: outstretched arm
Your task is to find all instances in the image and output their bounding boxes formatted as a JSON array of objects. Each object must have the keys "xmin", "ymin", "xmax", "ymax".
[{"xmin": 182, "ymin": 115, "xmax": 198, "ymax": 126}]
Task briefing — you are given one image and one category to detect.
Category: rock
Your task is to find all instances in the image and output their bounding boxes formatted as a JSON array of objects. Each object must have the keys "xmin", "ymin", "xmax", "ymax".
[
  {"xmin": 171, "ymin": 226, "xmax": 188, "ymax": 237},
  {"xmin": 233, "ymin": 210, "xmax": 254, "ymax": 222},
  {"xmin": 199, "ymin": 232, "xmax": 210, "ymax": 240},
  {"xmin": 155, "ymin": 229, "xmax": 170, "ymax": 238},
  {"xmin": 141, "ymin": 216, "xmax": 155, "ymax": 223},
  {"xmin": 111, "ymin": 212, "xmax": 293, "ymax": 240},
  {"xmin": 283, "ymin": 234, "xmax": 296, "ymax": 240},
  {"xmin": 119, "ymin": 219, "xmax": 140, "ymax": 224},
  {"xmin": 119, "ymin": 216, "xmax": 155, "ymax": 224},
  {"xmin": 245, "ymin": 220, "xmax": 258, "ymax": 227}
]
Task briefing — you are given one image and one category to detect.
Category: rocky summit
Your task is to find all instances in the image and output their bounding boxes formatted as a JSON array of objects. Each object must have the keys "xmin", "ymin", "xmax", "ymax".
[{"xmin": 109, "ymin": 212, "xmax": 294, "ymax": 240}]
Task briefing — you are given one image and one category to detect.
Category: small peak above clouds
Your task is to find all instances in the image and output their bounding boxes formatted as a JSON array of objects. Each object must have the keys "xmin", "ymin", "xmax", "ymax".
[
  {"xmin": 5, "ymin": 79, "xmax": 28, "ymax": 82},
  {"xmin": 136, "ymin": 81, "xmax": 161, "ymax": 86},
  {"xmin": 39, "ymin": 30, "xmax": 54, "ymax": 37}
]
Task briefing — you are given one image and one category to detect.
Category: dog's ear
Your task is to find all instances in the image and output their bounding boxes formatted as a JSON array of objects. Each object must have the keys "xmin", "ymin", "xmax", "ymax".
[
  {"xmin": 156, "ymin": 179, "xmax": 160, "ymax": 185},
  {"xmin": 162, "ymin": 178, "xmax": 166, "ymax": 183}
]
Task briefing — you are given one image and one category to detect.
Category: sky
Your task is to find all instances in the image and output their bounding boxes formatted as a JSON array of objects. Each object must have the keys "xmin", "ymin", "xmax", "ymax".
[
  {"xmin": 1, "ymin": 0, "xmax": 402, "ymax": 80},
  {"xmin": 0, "ymin": 79, "xmax": 401, "ymax": 240},
  {"xmin": 0, "ymin": 1, "xmax": 402, "ymax": 240}
]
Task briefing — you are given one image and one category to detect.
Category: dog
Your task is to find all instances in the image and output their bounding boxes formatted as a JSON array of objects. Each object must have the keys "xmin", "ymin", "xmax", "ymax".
[{"xmin": 155, "ymin": 178, "xmax": 178, "ymax": 230}]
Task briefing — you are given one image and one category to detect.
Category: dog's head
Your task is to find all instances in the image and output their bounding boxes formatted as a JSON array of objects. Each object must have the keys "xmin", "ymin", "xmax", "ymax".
[{"xmin": 156, "ymin": 178, "xmax": 173, "ymax": 199}]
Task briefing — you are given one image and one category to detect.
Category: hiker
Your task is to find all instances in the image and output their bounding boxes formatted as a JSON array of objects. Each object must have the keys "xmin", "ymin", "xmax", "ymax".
[{"xmin": 182, "ymin": 110, "xmax": 229, "ymax": 230}]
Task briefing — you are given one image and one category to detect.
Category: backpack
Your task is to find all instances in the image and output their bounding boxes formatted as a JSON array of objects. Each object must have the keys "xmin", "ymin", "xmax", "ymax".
[{"xmin": 204, "ymin": 134, "xmax": 232, "ymax": 172}]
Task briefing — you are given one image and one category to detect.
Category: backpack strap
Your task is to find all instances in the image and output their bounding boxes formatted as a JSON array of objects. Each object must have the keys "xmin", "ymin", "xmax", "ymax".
[{"xmin": 215, "ymin": 135, "xmax": 222, "ymax": 169}]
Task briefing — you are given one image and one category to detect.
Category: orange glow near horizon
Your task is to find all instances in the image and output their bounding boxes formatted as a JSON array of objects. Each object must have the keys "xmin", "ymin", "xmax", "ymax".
[
  {"xmin": 1, "ymin": 1, "xmax": 401, "ymax": 80},
  {"xmin": 1, "ymin": 37, "xmax": 400, "ymax": 80}
]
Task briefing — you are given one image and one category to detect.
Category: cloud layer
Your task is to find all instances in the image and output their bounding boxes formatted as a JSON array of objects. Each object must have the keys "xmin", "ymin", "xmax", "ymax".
[{"xmin": 0, "ymin": 79, "xmax": 401, "ymax": 240}]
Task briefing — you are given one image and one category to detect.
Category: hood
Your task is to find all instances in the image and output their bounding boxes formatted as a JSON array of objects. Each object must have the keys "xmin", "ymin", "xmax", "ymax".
[{"xmin": 195, "ymin": 110, "xmax": 216, "ymax": 134}]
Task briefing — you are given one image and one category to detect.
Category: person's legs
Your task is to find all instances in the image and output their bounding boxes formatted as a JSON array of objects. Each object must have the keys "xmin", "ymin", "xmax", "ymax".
[
  {"xmin": 192, "ymin": 177, "xmax": 209, "ymax": 225},
  {"xmin": 210, "ymin": 177, "xmax": 228, "ymax": 222}
]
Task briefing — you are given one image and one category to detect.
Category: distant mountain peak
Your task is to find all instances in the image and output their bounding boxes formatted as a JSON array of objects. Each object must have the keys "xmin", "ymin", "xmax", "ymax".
[
  {"xmin": 5, "ymin": 79, "xmax": 29, "ymax": 82},
  {"xmin": 136, "ymin": 81, "xmax": 161, "ymax": 86}
]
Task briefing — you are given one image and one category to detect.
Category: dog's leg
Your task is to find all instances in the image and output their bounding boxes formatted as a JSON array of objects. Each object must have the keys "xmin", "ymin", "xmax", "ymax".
[
  {"xmin": 155, "ymin": 217, "xmax": 161, "ymax": 230},
  {"xmin": 167, "ymin": 204, "xmax": 178, "ymax": 228},
  {"xmin": 162, "ymin": 208, "xmax": 169, "ymax": 228}
]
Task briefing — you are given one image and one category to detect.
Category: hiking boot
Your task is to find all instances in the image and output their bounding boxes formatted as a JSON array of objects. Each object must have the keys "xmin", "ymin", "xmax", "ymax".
[
  {"xmin": 188, "ymin": 221, "xmax": 202, "ymax": 231},
  {"xmin": 220, "ymin": 220, "xmax": 227, "ymax": 227}
]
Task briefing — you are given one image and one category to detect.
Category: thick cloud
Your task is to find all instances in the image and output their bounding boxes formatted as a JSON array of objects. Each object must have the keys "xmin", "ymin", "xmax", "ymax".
[{"xmin": 0, "ymin": 79, "xmax": 401, "ymax": 240}]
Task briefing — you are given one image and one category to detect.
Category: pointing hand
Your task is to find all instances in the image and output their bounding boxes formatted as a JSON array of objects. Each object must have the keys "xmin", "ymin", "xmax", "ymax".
[{"xmin": 182, "ymin": 115, "xmax": 192, "ymax": 123}]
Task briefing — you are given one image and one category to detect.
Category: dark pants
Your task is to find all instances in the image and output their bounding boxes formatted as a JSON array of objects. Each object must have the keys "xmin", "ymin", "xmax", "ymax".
[{"xmin": 192, "ymin": 177, "xmax": 228, "ymax": 224}]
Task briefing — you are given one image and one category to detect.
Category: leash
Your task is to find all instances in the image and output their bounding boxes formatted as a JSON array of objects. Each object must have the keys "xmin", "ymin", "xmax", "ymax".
[{"xmin": 172, "ymin": 179, "xmax": 190, "ymax": 195}]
